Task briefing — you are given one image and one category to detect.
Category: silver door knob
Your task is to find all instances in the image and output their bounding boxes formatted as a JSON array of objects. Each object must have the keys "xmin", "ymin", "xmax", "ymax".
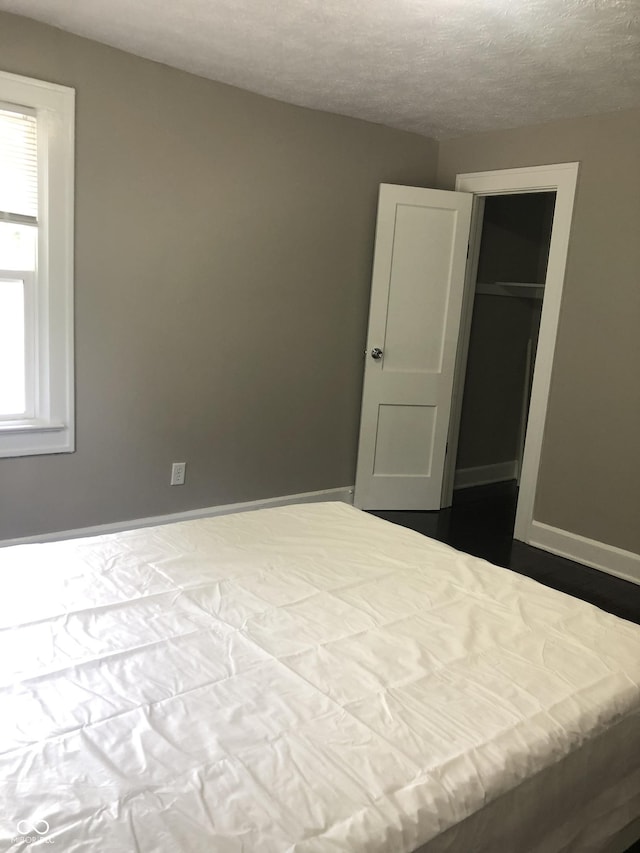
[{"xmin": 370, "ymin": 347, "xmax": 384, "ymax": 360}]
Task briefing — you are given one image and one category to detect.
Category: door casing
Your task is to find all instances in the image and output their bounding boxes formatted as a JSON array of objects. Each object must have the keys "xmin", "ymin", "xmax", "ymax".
[{"xmin": 442, "ymin": 163, "xmax": 580, "ymax": 544}]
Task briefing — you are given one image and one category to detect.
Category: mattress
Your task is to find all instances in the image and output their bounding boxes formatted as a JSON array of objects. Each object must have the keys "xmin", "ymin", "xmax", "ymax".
[{"xmin": 1, "ymin": 501, "xmax": 639, "ymax": 852}]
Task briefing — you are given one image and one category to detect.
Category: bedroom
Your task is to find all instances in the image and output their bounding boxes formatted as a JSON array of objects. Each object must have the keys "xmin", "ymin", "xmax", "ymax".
[{"xmin": 0, "ymin": 2, "xmax": 639, "ymax": 851}]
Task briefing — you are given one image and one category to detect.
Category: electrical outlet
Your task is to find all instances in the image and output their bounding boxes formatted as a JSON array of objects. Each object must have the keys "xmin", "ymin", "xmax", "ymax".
[{"xmin": 170, "ymin": 462, "xmax": 186, "ymax": 486}]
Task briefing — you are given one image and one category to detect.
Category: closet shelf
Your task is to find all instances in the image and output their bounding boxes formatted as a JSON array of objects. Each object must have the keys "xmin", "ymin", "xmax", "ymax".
[{"xmin": 476, "ymin": 281, "xmax": 544, "ymax": 299}]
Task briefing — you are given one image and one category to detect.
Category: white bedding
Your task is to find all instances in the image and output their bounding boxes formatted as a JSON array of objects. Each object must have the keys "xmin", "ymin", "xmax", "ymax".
[{"xmin": 1, "ymin": 501, "xmax": 639, "ymax": 852}]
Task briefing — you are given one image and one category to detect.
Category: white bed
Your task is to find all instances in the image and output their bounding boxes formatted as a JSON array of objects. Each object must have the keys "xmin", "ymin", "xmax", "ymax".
[{"xmin": 1, "ymin": 502, "xmax": 639, "ymax": 852}]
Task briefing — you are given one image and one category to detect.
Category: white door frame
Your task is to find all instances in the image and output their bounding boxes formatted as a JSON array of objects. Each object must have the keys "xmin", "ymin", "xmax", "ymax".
[{"xmin": 442, "ymin": 162, "xmax": 580, "ymax": 543}]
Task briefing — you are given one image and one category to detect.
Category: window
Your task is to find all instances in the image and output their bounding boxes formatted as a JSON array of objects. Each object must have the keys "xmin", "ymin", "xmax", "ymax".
[{"xmin": 0, "ymin": 71, "xmax": 75, "ymax": 457}]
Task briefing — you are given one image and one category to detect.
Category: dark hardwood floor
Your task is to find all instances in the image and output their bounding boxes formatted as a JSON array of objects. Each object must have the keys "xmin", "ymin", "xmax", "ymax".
[{"xmin": 371, "ymin": 480, "xmax": 640, "ymax": 626}]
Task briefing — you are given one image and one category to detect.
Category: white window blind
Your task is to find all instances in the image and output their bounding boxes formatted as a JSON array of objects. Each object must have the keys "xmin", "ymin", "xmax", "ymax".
[{"xmin": 0, "ymin": 106, "xmax": 38, "ymax": 223}]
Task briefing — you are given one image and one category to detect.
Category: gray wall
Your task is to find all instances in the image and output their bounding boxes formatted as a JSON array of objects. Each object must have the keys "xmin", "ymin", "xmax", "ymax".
[
  {"xmin": 438, "ymin": 109, "xmax": 640, "ymax": 554},
  {"xmin": 0, "ymin": 13, "xmax": 437, "ymax": 539}
]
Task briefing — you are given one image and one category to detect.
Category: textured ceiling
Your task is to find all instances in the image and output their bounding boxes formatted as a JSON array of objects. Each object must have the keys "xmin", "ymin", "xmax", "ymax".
[{"xmin": 1, "ymin": 0, "xmax": 639, "ymax": 138}]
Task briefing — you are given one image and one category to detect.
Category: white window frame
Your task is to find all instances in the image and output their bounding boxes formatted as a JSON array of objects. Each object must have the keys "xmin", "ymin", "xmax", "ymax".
[{"xmin": 0, "ymin": 70, "xmax": 75, "ymax": 457}]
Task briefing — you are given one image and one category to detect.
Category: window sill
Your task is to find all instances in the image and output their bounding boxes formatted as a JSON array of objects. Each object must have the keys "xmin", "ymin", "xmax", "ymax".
[
  {"xmin": 0, "ymin": 419, "xmax": 73, "ymax": 457},
  {"xmin": 0, "ymin": 420, "xmax": 66, "ymax": 434}
]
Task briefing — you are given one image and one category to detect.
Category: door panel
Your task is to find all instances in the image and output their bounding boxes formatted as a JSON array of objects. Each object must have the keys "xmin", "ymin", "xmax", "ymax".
[
  {"xmin": 354, "ymin": 184, "xmax": 472, "ymax": 510},
  {"xmin": 373, "ymin": 404, "xmax": 437, "ymax": 476},
  {"xmin": 385, "ymin": 205, "xmax": 456, "ymax": 374}
]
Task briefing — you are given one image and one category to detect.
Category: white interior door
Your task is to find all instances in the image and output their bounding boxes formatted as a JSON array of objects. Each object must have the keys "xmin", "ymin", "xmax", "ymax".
[{"xmin": 354, "ymin": 183, "xmax": 472, "ymax": 510}]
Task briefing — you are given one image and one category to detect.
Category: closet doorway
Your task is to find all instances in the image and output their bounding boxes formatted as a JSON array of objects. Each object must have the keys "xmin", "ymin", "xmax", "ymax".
[
  {"xmin": 442, "ymin": 163, "xmax": 579, "ymax": 544},
  {"xmin": 454, "ymin": 192, "xmax": 555, "ymax": 491}
]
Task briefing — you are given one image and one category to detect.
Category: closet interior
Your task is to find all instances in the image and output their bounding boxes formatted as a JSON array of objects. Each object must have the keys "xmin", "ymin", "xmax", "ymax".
[{"xmin": 454, "ymin": 191, "xmax": 557, "ymax": 490}]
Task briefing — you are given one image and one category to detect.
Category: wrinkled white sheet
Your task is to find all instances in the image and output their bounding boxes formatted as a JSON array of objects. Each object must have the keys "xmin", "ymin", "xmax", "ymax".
[{"xmin": 0, "ymin": 502, "xmax": 639, "ymax": 852}]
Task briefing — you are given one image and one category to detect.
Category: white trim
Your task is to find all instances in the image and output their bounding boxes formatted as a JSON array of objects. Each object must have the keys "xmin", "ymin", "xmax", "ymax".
[
  {"xmin": 529, "ymin": 521, "xmax": 640, "ymax": 586},
  {"xmin": 0, "ymin": 486, "xmax": 356, "ymax": 548},
  {"xmin": 451, "ymin": 162, "xmax": 579, "ymax": 544},
  {"xmin": 0, "ymin": 70, "xmax": 75, "ymax": 457},
  {"xmin": 454, "ymin": 460, "xmax": 518, "ymax": 490},
  {"xmin": 0, "ymin": 420, "xmax": 65, "ymax": 433}
]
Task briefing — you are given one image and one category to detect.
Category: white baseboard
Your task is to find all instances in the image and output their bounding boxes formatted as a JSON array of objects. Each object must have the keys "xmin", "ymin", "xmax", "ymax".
[
  {"xmin": 454, "ymin": 460, "xmax": 518, "ymax": 490},
  {"xmin": 0, "ymin": 486, "xmax": 355, "ymax": 548},
  {"xmin": 528, "ymin": 521, "xmax": 640, "ymax": 586}
]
